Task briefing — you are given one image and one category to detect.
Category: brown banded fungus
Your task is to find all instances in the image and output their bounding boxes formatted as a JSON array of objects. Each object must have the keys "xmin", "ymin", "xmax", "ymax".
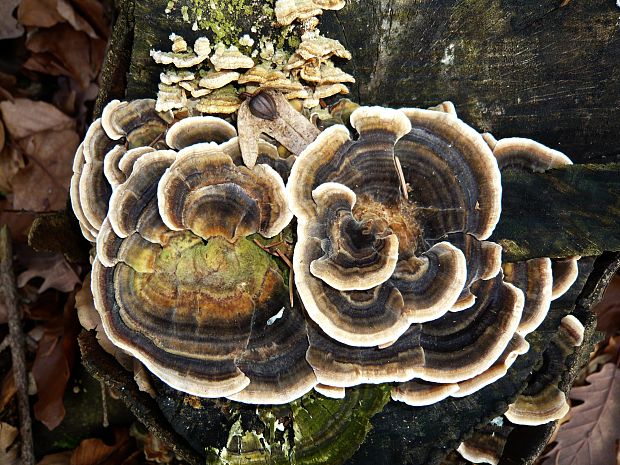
[
  {"xmin": 74, "ymin": 94, "xmax": 579, "ymax": 414},
  {"xmin": 70, "ymin": 99, "xmax": 171, "ymax": 241},
  {"xmin": 74, "ymin": 100, "xmax": 314, "ymax": 403},
  {"xmin": 287, "ymin": 104, "xmax": 579, "ymax": 404}
]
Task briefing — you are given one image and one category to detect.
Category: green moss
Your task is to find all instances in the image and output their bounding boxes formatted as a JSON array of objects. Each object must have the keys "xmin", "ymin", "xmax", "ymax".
[
  {"xmin": 206, "ymin": 386, "xmax": 391, "ymax": 465},
  {"xmin": 154, "ymin": 232, "xmax": 275, "ymax": 294}
]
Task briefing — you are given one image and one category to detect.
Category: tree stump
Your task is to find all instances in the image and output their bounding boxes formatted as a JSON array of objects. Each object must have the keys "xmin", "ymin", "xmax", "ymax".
[{"xmin": 57, "ymin": 1, "xmax": 620, "ymax": 464}]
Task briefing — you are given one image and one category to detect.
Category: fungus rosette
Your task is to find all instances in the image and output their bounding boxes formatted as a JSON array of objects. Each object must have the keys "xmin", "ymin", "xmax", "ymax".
[
  {"xmin": 72, "ymin": 99, "xmax": 315, "ymax": 403},
  {"xmin": 287, "ymin": 106, "xmax": 567, "ymax": 401}
]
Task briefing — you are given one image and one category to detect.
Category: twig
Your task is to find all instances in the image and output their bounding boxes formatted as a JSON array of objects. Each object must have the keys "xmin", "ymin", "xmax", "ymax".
[
  {"xmin": 0, "ymin": 226, "xmax": 35, "ymax": 465},
  {"xmin": 100, "ymin": 381, "xmax": 109, "ymax": 428}
]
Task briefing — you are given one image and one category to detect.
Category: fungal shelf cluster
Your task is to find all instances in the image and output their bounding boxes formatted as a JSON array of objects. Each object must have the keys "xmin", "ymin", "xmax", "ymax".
[
  {"xmin": 72, "ymin": 94, "xmax": 581, "ymax": 411},
  {"xmin": 70, "ymin": 1, "xmax": 588, "ymax": 463}
]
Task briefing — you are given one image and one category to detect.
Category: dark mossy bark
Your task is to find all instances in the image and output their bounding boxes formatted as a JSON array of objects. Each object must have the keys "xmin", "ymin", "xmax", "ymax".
[{"xmin": 69, "ymin": 1, "xmax": 620, "ymax": 464}]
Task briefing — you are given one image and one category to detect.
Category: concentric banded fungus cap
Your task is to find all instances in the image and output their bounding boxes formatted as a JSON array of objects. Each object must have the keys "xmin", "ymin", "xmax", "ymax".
[
  {"xmin": 456, "ymin": 420, "xmax": 513, "ymax": 465},
  {"xmin": 86, "ymin": 111, "xmax": 314, "ymax": 402},
  {"xmin": 505, "ymin": 315, "xmax": 584, "ymax": 426},
  {"xmin": 70, "ymin": 99, "xmax": 171, "ymax": 241},
  {"xmin": 306, "ymin": 272, "xmax": 523, "ymax": 388},
  {"xmin": 288, "ymin": 106, "xmax": 503, "ymax": 348}
]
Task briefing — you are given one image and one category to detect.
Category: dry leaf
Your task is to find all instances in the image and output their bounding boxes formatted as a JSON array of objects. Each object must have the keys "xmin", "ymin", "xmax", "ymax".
[
  {"xmin": 594, "ymin": 273, "xmax": 620, "ymax": 337},
  {"xmin": 17, "ymin": 252, "xmax": 80, "ymax": 293},
  {"xmin": 0, "ymin": 145, "xmax": 25, "ymax": 194},
  {"xmin": 0, "ymin": 422, "xmax": 20, "ymax": 465},
  {"xmin": 24, "ymin": 24, "xmax": 106, "ymax": 89},
  {"xmin": 0, "ymin": 369, "xmax": 16, "ymax": 413},
  {"xmin": 0, "ymin": 99, "xmax": 74, "ymax": 139},
  {"xmin": 70, "ymin": 429, "xmax": 133, "ymax": 465},
  {"xmin": 541, "ymin": 363, "xmax": 620, "ymax": 465},
  {"xmin": 36, "ymin": 451, "xmax": 72, "ymax": 465},
  {"xmin": 17, "ymin": 0, "xmax": 65, "ymax": 29},
  {"xmin": 32, "ymin": 293, "xmax": 80, "ymax": 431},
  {"xmin": 12, "ymin": 128, "xmax": 78, "ymax": 211},
  {"xmin": 0, "ymin": 0, "xmax": 24, "ymax": 40}
]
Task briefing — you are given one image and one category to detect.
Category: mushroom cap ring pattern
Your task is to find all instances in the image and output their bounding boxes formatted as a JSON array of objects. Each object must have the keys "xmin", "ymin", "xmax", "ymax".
[{"xmin": 72, "ymin": 98, "xmax": 576, "ymax": 405}]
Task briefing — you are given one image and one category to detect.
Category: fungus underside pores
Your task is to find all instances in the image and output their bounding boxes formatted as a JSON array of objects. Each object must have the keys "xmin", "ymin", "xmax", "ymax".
[{"xmin": 72, "ymin": 94, "xmax": 580, "ymax": 418}]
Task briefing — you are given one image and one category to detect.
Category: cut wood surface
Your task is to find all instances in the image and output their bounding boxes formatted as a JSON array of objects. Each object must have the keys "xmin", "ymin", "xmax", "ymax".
[{"xmin": 74, "ymin": 1, "xmax": 620, "ymax": 464}]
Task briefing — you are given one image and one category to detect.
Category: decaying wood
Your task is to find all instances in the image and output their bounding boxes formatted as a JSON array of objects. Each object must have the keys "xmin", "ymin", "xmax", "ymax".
[
  {"xmin": 492, "ymin": 163, "xmax": 620, "ymax": 261},
  {"xmin": 0, "ymin": 226, "xmax": 35, "ymax": 465},
  {"xmin": 69, "ymin": 1, "xmax": 620, "ymax": 464}
]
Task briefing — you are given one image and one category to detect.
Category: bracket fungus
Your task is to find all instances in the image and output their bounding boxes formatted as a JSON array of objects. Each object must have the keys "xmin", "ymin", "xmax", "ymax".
[
  {"xmin": 73, "ymin": 91, "xmax": 581, "ymax": 424},
  {"xmin": 74, "ymin": 98, "xmax": 317, "ymax": 403}
]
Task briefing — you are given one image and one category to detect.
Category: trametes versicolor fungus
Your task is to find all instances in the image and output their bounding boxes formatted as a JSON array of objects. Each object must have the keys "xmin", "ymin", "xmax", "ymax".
[{"xmin": 72, "ymin": 95, "xmax": 579, "ymax": 409}]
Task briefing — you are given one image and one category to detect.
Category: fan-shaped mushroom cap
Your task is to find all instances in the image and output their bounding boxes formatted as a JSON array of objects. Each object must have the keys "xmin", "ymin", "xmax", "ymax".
[
  {"xmin": 164, "ymin": 116, "xmax": 237, "ymax": 149},
  {"xmin": 160, "ymin": 70, "xmax": 194, "ymax": 85},
  {"xmin": 505, "ymin": 315, "xmax": 584, "ymax": 426},
  {"xmin": 70, "ymin": 143, "xmax": 98, "ymax": 241},
  {"xmin": 503, "ymin": 258, "xmax": 553, "ymax": 336},
  {"xmin": 117, "ymin": 147, "xmax": 157, "ymax": 178},
  {"xmin": 457, "ymin": 421, "xmax": 511, "ymax": 465},
  {"xmin": 198, "ymin": 71, "xmax": 241, "ymax": 90},
  {"xmin": 307, "ymin": 273, "xmax": 523, "ymax": 387},
  {"xmin": 108, "ymin": 150, "xmax": 178, "ymax": 238},
  {"xmin": 551, "ymin": 257, "xmax": 580, "ymax": 300},
  {"xmin": 157, "ymin": 145, "xmax": 291, "ymax": 242},
  {"xmin": 103, "ymin": 145, "xmax": 127, "ymax": 188},
  {"xmin": 391, "ymin": 380, "xmax": 459, "ymax": 406},
  {"xmin": 210, "ymin": 44, "xmax": 254, "ymax": 71},
  {"xmin": 289, "ymin": 106, "xmax": 504, "ymax": 347},
  {"xmin": 493, "ymin": 137, "xmax": 572, "ymax": 172},
  {"xmin": 71, "ymin": 99, "xmax": 173, "ymax": 241},
  {"xmin": 275, "ymin": 0, "xmax": 345, "ymax": 25},
  {"xmin": 90, "ymin": 134, "xmax": 311, "ymax": 400},
  {"xmin": 314, "ymin": 383, "xmax": 346, "ymax": 399},
  {"xmin": 395, "ymin": 108, "xmax": 502, "ymax": 240},
  {"xmin": 195, "ymin": 85, "xmax": 241, "ymax": 114},
  {"xmin": 72, "ymin": 119, "xmax": 114, "ymax": 235}
]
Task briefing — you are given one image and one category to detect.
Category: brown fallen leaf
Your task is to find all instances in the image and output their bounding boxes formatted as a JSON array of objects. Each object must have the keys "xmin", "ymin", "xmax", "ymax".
[
  {"xmin": 12, "ymin": 128, "xmax": 78, "ymax": 211},
  {"xmin": 17, "ymin": 0, "xmax": 65, "ymax": 29},
  {"xmin": 0, "ymin": 422, "xmax": 20, "ymax": 465},
  {"xmin": 0, "ymin": 99, "xmax": 74, "ymax": 140},
  {"xmin": 593, "ymin": 273, "xmax": 620, "ymax": 338},
  {"xmin": 32, "ymin": 291, "xmax": 80, "ymax": 431},
  {"xmin": 70, "ymin": 429, "xmax": 134, "ymax": 465},
  {"xmin": 17, "ymin": 251, "xmax": 80, "ymax": 293},
  {"xmin": 0, "ymin": 368, "xmax": 17, "ymax": 414},
  {"xmin": 0, "ymin": 0, "xmax": 24, "ymax": 40},
  {"xmin": 36, "ymin": 451, "xmax": 72, "ymax": 465},
  {"xmin": 541, "ymin": 362, "xmax": 620, "ymax": 465},
  {"xmin": 24, "ymin": 24, "xmax": 106, "ymax": 89},
  {"xmin": 0, "ymin": 144, "xmax": 25, "ymax": 194}
]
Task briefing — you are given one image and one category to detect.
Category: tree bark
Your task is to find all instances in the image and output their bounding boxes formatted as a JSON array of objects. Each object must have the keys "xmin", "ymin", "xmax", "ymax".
[{"xmin": 68, "ymin": 1, "xmax": 620, "ymax": 464}]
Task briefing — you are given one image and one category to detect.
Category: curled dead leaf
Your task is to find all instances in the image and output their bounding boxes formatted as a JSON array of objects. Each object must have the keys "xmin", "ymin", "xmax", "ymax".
[
  {"xmin": 12, "ymin": 128, "xmax": 78, "ymax": 212},
  {"xmin": 0, "ymin": 99, "xmax": 74, "ymax": 140},
  {"xmin": 17, "ymin": 252, "xmax": 80, "ymax": 293},
  {"xmin": 541, "ymin": 363, "xmax": 620, "ymax": 465},
  {"xmin": 24, "ymin": 24, "xmax": 106, "ymax": 89},
  {"xmin": 70, "ymin": 428, "xmax": 133, "ymax": 465},
  {"xmin": 31, "ymin": 293, "xmax": 80, "ymax": 432},
  {"xmin": 0, "ymin": 0, "xmax": 24, "ymax": 40}
]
